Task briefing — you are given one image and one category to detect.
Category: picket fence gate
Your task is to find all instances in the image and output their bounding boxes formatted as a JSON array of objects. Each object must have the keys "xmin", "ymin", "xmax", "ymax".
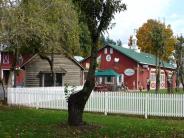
[{"xmin": 7, "ymin": 87, "xmax": 184, "ymax": 118}]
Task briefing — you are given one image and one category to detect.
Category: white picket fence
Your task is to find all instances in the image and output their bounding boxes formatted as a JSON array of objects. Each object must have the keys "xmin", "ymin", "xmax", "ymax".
[{"xmin": 7, "ymin": 87, "xmax": 184, "ymax": 118}]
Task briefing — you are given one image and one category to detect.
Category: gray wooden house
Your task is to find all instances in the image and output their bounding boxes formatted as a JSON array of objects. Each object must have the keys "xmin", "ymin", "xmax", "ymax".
[{"xmin": 21, "ymin": 54, "xmax": 84, "ymax": 87}]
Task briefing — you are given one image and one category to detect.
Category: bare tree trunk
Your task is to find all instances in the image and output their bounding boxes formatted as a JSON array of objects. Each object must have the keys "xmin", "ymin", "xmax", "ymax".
[
  {"xmin": 68, "ymin": 37, "xmax": 98, "ymax": 126},
  {"xmin": 50, "ymin": 52, "xmax": 55, "ymax": 86},
  {"xmin": 155, "ymin": 51, "xmax": 160, "ymax": 93},
  {"xmin": 175, "ymin": 60, "xmax": 180, "ymax": 92},
  {"xmin": 180, "ymin": 72, "xmax": 184, "ymax": 91},
  {"xmin": 161, "ymin": 61, "xmax": 173, "ymax": 93},
  {"xmin": 170, "ymin": 72, "xmax": 175, "ymax": 93},
  {"xmin": 176, "ymin": 72, "xmax": 180, "ymax": 92}
]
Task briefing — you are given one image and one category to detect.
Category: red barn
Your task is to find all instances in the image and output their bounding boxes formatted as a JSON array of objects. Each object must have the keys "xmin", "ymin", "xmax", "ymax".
[{"xmin": 81, "ymin": 43, "xmax": 176, "ymax": 91}]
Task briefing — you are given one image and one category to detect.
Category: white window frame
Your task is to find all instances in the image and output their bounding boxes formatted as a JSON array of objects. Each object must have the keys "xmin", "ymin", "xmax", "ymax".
[
  {"xmin": 110, "ymin": 48, "xmax": 113, "ymax": 54},
  {"xmin": 3, "ymin": 54, "xmax": 9, "ymax": 64},
  {"xmin": 104, "ymin": 48, "xmax": 107, "ymax": 54},
  {"xmin": 86, "ymin": 63, "xmax": 90, "ymax": 69}
]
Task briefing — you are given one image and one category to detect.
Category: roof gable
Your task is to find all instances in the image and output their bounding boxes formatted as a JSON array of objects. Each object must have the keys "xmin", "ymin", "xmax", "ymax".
[{"xmin": 21, "ymin": 54, "xmax": 85, "ymax": 70}]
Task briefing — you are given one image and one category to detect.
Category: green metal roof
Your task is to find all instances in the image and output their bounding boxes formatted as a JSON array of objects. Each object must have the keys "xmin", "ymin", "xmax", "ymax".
[
  {"xmin": 95, "ymin": 69, "xmax": 120, "ymax": 77},
  {"xmin": 107, "ymin": 44, "xmax": 175, "ymax": 69}
]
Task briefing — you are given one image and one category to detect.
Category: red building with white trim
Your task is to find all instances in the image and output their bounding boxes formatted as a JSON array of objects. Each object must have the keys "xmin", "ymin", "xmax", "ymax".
[{"xmin": 81, "ymin": 43, "xmax": 176, "ymax": 91}]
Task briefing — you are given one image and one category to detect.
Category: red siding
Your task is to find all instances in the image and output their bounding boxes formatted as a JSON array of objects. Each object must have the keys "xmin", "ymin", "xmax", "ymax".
[
  {"xmin": 81, "ymin": 47, "xmax": 139, "ymax": 90},
  {"xmin": 16, "ymin": 70, "xmax": 25, "ymax": 86},
  {"xmin": 81, "ymin": 46, "xmax": 176, "ymax": 90},
  {"xmin": 0, "ymin": 52, "xmax": 28, "ymax": 86}
]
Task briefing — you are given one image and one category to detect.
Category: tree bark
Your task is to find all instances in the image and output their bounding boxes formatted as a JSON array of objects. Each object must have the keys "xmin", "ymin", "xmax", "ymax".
[
  {"xmin": 68, "ymin": 87, "xmax": 91, "ymax": 126},
  {"xmin": 39, "ymin": 53, "xmax": 55, "ymax": 86},
  {"xmin": 179, "ymin": 71, "xmax": 184, "ymax": 91},
  {"xmin": 68, "ymin": 36, "xmax": 98, "ymax": 126},
  {"xmin": 155, "ymin": 51, "xmax": 159, "ymax": 93}
]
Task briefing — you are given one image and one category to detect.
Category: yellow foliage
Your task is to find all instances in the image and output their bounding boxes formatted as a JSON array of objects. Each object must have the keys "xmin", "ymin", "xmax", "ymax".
[{"xmin": 137, "ymin": 19, "xmax": 175, "ymax": 60}]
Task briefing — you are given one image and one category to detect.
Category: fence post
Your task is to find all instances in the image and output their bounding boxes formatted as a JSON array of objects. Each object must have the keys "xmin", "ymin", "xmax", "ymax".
[
  {"xmin": 7, "ymin": 88, "xmax": 11, "ymax": 105},
  {"xmin": 145, "ymin": 93, "xmax": 148, "ymax": 119},
  {"xmin": 36, "ymin": 93, "xmax": 39, "ymax": 109},
  {"xmin": 104, "ymin": 92, "xmax": 108, "ymax": 115}
]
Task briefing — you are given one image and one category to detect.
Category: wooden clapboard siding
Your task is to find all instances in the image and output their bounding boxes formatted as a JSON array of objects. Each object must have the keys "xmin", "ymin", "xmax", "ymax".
[{"xmin": 24, "ymin": 54, "xmax": 83, "ymax": 87}]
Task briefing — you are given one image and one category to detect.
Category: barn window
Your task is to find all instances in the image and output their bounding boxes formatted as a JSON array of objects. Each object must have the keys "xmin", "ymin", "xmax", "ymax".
[
  {"xmin": 3, "ymin": 54, "xmax": 9, "ymax": 64},
  {"xmin": 105, "ymin": 76, "xmax": 114, "ymax": 84},
  {"xmin": 104, "ymin": 48, "xmax": 107, "ymax": 54},
  {"xmin": 150, "ymin": 73, "xmax": 156, "ymax": 81},
  {"xmin": 110, "ymin": 48, "xmax": 113, "ymax": 54},
  {"xmin": 160, "ymin": 74, "xmax": 165, "ymax": 83}
]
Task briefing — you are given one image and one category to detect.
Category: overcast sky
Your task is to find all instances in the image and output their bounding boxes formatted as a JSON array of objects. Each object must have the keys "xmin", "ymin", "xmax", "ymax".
[{"xmin": 108, "ymin": 0, "xmax": 184, "ymax": 45}]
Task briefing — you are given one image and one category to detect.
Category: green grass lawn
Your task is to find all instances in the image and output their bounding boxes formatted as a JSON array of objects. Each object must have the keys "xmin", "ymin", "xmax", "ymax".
[{"xmin": 0, "ymin": 106, "xmax": 184, "ymax": 138}]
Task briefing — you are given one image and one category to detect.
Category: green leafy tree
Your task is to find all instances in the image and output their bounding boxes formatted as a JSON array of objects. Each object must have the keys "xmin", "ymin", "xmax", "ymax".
[
  {"xmin": 105, "ymin": 37, "xmax": 116, "ymax": 45},
  {"xmin": 0, "ymin": 0, "xmax": 80, "ymax": 86},
  {"xmin": 150, "ymin": 23, "xmax": 165, "ymax": 92},
  {"xmin": 68, "ymin": 0, "xmax": 126, "ymax": 126},
  {"xmin": 116, "ymin": 39, "xmax": 122, "ymax": 46},
  {"xmin": 79, "ymin": 21, "xmax": 91, "ymax": 57},
  {"xmin": 99, "ymin": 34, "xmax": 106, "ymax": 48}
]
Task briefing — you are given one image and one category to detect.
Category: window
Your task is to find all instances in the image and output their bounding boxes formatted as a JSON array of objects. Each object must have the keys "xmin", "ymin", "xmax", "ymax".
[
  {"xmin": 104, "ymin": 48, "xmax": 107, "ymax": 54},
  {"xmin": 150, "ymin": 73, "xmax": 156, "ymax": 81},
  {"xmin": 3, "ymin": 70, "xmax": 10, "ymax": 85},
  {"xmin": 44, "ymin": 73, "xmax": 53, "ymax": 87},
  {"xmin": 117, "ymin": 75, "xmax": 122, "ymax": 86},
  {"xmin": 3, "ymin": 54, "xmax": 9, "ymax": 64},
  {"xmin": 110, "ymin": 48, "xmax": 113, "ymax": 54},
  {"xmin": 56, "ymin": 73, "xmax": 63, "ymax": 86},
  {"xmin": 119, "ymin": 75, "xmax": 122, "ymax": 83},
  {"xmin": 42, "ymin": 73, "xmax": 63, "ymax": 87},
  {"xmin": 105, "ymin": 76, "xmax": 113, "ymax": 84},
  {"xmin": 107, "ymin": 77, "xmax": 112, "ymax": 82},
  {"xmin": 86, "ymin": 63, "xmax": 90, "ymax": 69},
  {"xmin": 160, "ymin": 74, "xmax": 165, "ymax": 83}
]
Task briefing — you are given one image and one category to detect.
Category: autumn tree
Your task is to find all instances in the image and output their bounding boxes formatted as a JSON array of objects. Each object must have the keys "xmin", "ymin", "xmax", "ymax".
[
  {"xmin": 137, "ymin": 19, "xmax": 175, "ymax": 92},
  {"xmin": 137, "ymin": 19, "xmax": 175, "ymax": 60},
  {"xmin": 68, "ymin": 0, "xmax": 126, "ymax": 126}
]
